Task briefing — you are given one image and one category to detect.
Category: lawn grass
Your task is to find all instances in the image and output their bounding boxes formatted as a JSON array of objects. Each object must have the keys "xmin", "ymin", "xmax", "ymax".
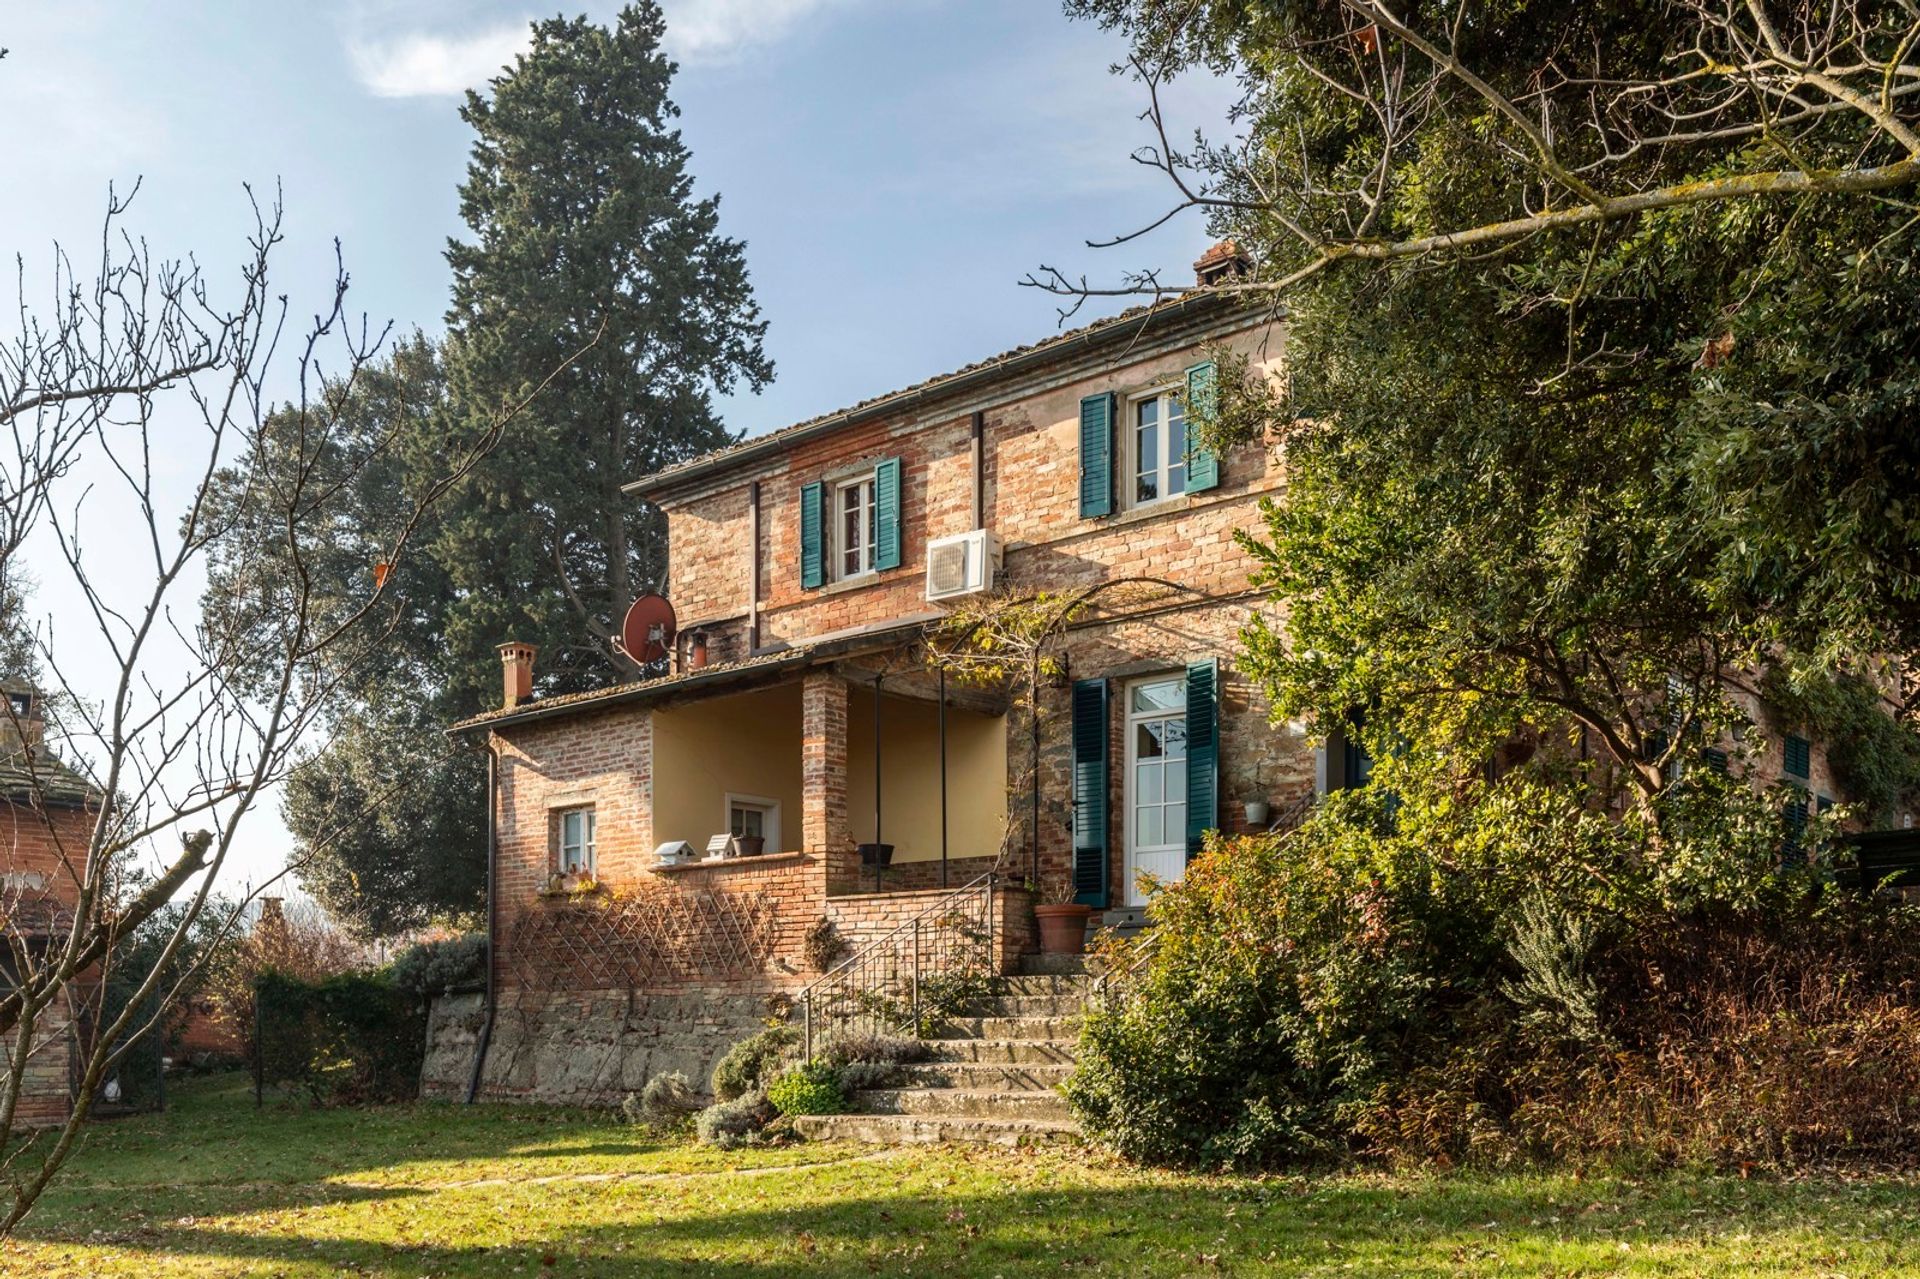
[{"xmin": 3, "ymin": 1072, "xmax": 1918, "ymax": 1277}]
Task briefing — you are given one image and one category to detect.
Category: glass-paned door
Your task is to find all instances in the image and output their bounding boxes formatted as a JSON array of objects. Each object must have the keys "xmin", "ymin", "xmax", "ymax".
[{"xmin": 1125, "ymin": 677, "xmax": 1188, "ymax": 905}]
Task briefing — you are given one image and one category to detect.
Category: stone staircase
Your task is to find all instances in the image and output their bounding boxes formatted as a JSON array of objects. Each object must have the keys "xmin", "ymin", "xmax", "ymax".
[{"xmin": 790, "ymin": 953, "xmax": 1089, "ymax": 1147}]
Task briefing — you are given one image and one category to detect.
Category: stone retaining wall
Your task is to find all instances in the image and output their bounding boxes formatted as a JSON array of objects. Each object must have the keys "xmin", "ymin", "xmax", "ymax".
[{"xmin": 422, "ymin": 988, "xmax": 777, "ymax": 1107}]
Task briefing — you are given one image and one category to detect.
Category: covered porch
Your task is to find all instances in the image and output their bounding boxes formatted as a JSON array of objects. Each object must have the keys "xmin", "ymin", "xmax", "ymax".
[{"xmin": 647, "ymin": 664, "xmax": 1009, "ymax": 896}]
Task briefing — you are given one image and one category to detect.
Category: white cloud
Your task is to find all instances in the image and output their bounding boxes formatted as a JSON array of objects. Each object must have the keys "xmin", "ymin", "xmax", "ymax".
[
  {"xmin": 349, "ymin": 23, "xmax": 532, "ymax": 98},
  {"xmin": 659, "ymin": 0, "xmax": 861, "ymax": 64}
]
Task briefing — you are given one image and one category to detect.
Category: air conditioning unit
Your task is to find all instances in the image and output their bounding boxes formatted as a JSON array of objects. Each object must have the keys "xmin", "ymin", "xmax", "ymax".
[{"xmin": 925, "ymin": 529, "xmax": 1002, "ymax": 602}]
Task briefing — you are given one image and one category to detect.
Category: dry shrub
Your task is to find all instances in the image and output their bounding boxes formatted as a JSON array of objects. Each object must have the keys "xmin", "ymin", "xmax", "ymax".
[
  {"xmin": 207, "ymin": 898, "xmax": 370, "ymax": 1052},
  {"xmin": 1368, "ymin": 899, "xmax": 1920, "ymax": 1170}
]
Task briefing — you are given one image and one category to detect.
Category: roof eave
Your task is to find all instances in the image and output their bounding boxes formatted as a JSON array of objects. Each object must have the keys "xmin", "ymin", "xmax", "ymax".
[
  {"xmin": 447, "ymin": 620, "xmax": 930, "ymax": 736},
  {"xmin": 624, "ymin": 291, "xmax": 1249, "ymax": 501}
]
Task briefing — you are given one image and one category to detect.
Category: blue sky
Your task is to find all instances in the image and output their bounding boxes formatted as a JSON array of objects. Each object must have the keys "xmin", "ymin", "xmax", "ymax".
[
  {"xmin": 0, "ymin": 0, "xmax": 1236, "ymax": 893},
  {"xmin": 1, "ymin": 0, "xmax": 1235, "ymax": 437}
]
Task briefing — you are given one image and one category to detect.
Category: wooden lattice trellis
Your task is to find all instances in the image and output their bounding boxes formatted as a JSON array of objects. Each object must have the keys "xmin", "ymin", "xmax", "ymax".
[{"xmin": 504, "ymin": 883, "xmax": 780, "ymax": 993}]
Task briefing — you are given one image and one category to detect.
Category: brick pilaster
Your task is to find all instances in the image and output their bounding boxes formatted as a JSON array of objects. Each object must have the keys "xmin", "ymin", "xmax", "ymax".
[{"xmin": 801, "ymin": 671, "xmax": 856, "ymax": 893}]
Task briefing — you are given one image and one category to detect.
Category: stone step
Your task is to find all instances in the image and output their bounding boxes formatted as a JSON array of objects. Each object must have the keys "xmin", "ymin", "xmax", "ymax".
[
  {"xmin": 996, "ymin": 973, "xmax": 1095, "ymax": 996},
  {"xmin": 969, "ymin": 993, "xmax": 1087, "ymax": 1018},
  {"xmin": 853, "ymin": 1088, "xmax": 1073, "ymax": 1121},
  {"xmin": 894, "ymin": 1061, "xmax": 1074, "ymax": 1091},
  {"xmin": 923, "ymin": 1038, "xmax": 1078, "ymax": 1065},
  {"xmin": 937, "ymin": 1014, "xmax": 1081, "ymax": 1041},
  {"xmin": 791, "ymin": 1113, "xmax": 1081, "ymax": 1148},
  {"xmin": 1016, "ymin": 953, "xmax": 1091, "ymax": 977}
]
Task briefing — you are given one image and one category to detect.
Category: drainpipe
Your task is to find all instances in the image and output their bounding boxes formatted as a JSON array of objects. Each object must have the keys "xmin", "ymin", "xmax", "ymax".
[
  {"xmin": 873, "ymin": 672, "xmax": 884, "ymax": 893},
  {"xmin": 464, "ymin": 742, "xmax": 498, "ymax": 1104},
  {"xmin": 939, "ymin": 666, "xmax": 948, "ymax": 890},
  {"xmin": 747, "ymin": 480, "xmax": 761, "ymax": 652},
  {"xmin": 970, "ymin": 410, "xmax": 985, "ymax": 531}
]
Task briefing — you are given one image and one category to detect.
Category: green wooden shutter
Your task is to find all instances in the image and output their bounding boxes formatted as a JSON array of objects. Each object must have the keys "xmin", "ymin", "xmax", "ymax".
[
  {"xmin": 799, "ymin": 482, "xmax": 825, "ymax": 589},
  {"xmin": 1071, "ymin": 678, "xmax": 1110, "ymax": 908},
  {"xmin": 874, "ymin": 456, "xmax": 902, "ymax": 571},
  {"xmin": 1784, "ymin": 734, "xmax": 1811, "ymax": 779},
  {"xmin": 1185, "ymin": 658, "xmax": 1219, "ymax": 860},
  {"xmin": 1078, "ymin": 393, "xmax": 1115, "ymax": 518},
  {"xmin": 1184, "ymin": 361, "xmax": 1220, "ymax": 492}
]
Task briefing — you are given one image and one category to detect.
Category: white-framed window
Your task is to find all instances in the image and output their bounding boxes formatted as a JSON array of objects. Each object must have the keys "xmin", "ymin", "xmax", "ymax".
[
  {"xmin": 1128, "ymin": 386, "xmax": 1188, "ymax": 508},
  {"xmin": 1124, "ymin": 675, "xmax": 1189, "ymax": 905},
  {"xmin": 557, "ymin": 807, "xmax": 596, "ymax": 875},
  {"xmin": 833, "ymin": 471, "xmax": 878, "ymax": 580},
  {"xmin": 725, "ymin": 793, "xmax": 781, "ymax": 849}
]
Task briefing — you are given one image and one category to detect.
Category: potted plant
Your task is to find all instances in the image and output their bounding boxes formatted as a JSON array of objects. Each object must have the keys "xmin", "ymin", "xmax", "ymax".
[
  {"xmin": 857, "ymin": 842, "xmax": 894, "ymax": 868},
  {"xmin": 1244, "ymin": 760, "xmax": 1270, "ymax": 826},
  {"xmin": 733, "ymin": 834, "xmax": 765, "ymax": 858},
  {"xmin": 1028, "ymin": 874, "xmax": 1093, "ymax": 955}
]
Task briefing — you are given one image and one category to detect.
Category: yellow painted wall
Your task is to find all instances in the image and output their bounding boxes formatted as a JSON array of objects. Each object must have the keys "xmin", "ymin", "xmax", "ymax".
[
  {"xmin": 650, "ymin": 683, "xmax": 804, "ymax": 853},
  {"xmin": 847, "ymin": 686, "xmax": 1008, "ymax": 863}
]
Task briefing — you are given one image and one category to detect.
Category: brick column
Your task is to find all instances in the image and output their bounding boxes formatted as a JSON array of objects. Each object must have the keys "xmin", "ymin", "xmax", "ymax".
[{"xmin": 801, "ymin": 671, "xmax": 856, "ymax": 893}]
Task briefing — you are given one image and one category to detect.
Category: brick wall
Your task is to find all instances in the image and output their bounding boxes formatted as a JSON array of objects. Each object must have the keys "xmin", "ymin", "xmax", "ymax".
[
  {"xmin": 1, "ymin": 997, "xmax": 73, "ymax": 1128},
  {"xmin": 660, "ymin": 317, "xmax": 1287, "ymax": 656},
  {"xmin": 0, "ymin": 799, "xmax": 94, "ymax": 895}
]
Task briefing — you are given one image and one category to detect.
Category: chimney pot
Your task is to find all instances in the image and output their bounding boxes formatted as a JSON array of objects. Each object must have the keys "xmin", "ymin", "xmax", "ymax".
[
  {"xmin": 1194, "ymin": 239, "xmax": 1251, "ymax": 287},
  {"xmin": 2, "ymin": 686, "xmax": 44, "ymax": 752},
  {"xmin": 498, "ymin": 641, "xmax": 538, "ymax": 709}
]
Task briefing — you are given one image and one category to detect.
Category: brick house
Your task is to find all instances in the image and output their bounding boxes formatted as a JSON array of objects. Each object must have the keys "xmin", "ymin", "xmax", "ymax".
[
  {"xmin": 429, "ymin": 258, "xmax": 1868, "ymax": 1106},
  {"xmin": 0, "ymin": 682, "xmax": 101, "ymax": 1127}
]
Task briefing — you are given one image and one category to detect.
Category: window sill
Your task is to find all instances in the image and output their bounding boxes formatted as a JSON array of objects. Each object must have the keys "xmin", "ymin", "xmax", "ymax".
[
  {"xmin": 652, "ymin": 850, "xmax": 809, "ymax": 873},
  {"xmin": 816, "ymin": 569, "xmax": 898, "ymax": 597},
  {"xmin": 537, "ymin": 879, "xmax": 605, "ymax": 900}
]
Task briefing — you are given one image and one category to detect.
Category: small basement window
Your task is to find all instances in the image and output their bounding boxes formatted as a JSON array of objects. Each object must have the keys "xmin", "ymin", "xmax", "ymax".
[{"xmin": 557, "ymin": 808, "xmax": 597, "ymax": 875}]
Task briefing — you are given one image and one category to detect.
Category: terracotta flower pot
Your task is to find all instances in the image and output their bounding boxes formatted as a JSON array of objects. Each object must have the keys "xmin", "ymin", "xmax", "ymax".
[{"xmin": 1034, "ymin": 903, "xmax": 1094, "ymax": 954}]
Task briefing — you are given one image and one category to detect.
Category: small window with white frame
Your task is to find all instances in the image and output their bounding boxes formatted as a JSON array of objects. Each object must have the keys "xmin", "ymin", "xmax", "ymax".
[
  {"xmin": 1128, "ymin": 385, "xmax": 1188, "ymax": 508},
  {"xmin": 557, "ymin": 807, "xmax": 596, "ymax": 875},
  {"xmin": 726, "ymin": 793, "xmax": 781, "ymax": 850},
  {"xmin": 833, "ymin": 471, "xmax": 878, "ymax": 580}
]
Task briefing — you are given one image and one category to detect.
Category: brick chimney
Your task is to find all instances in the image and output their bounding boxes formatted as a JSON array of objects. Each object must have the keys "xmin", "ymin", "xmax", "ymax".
[
  {"xmin": 1194, "ymin": 240, "xmax": 1251, "ymax": 287},
  {"xmin": 0, "ymin": 684, "xmax": 43, "ymax": 752},
  {"xmin": 498, "ymin": 641, "xmax": 538, "ymax": 709}
]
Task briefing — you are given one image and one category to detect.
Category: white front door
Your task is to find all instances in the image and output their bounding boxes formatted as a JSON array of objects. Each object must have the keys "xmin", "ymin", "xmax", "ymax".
[{"xmin": 1124, "ymin": 676, "xmax": 1188, "ymax": 907}]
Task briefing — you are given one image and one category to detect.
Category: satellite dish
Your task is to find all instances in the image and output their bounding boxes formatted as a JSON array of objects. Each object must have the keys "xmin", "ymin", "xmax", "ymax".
[{"xmin": 621, "ymin": 593, "xmax": 677, "ymax": 665}]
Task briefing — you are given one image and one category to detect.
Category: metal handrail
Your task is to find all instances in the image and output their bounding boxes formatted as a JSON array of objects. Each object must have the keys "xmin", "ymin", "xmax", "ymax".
[{"xmin": 800, "ymin": 871, "xmax": 998, "ymax": 1058}]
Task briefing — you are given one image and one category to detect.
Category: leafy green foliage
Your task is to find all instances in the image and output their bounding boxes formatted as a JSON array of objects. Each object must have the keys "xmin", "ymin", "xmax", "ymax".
[
  {"xmin": 1066, "ymin": 760, "xmax": 1847, "ymax": 1170},
  {"xmin": 1763, "ymin": 666, "xmax": 1920, "ymax": 823},
  {"xmin": 709, "ymin": 1025, "xmax": 798, "ymax": 1102},
  {"xmin": 254, "ymin": 969, "xmax": 426, "ymax": 1106},
  {"xmin": 206, "ymin": 4, "xmax": 773, "ymax": 939},
  {"xmin": 1073, "ymin": 0, "xmax": 1920, "ymax": 818},
  {"xmin": 765, "ymin": 1061, "xmax": 844, "ymax": 1117}
]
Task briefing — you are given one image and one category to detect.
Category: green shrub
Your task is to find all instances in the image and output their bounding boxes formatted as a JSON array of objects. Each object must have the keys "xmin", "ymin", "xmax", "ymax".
[
  {"xmin": 390, "ymin": 935, "xmax": 486, "ymax": 999},
  {"xmin": 1064, "ymin": 764, "xmax": 1847, "ymax": 1171},
  {"xmin": 695, "ymin": 1090, "xmax": 775, "ymax": 1148},
  {"xmin": 766, "ymin": 1061, "xmax": 844, "ymax": 1116},
  {"xmin": 710, "ymin": 1026, "xmax": 798, "ymax": 1102},
  {"xmin": 255, "ymin": 968, "xmax": 426, "ymax": 1106}
]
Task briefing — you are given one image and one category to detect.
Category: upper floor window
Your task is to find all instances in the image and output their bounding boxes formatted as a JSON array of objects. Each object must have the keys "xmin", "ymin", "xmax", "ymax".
[
  {"xmin": 1129, "ymin": 387, "xmax": 1187, "ymax": 507},
  {"xmin": 557, "ymin": 807, "xmax": 596, "ymax": 875},
  {"xmin": 835, "ymin": 471, "xmax": 878, "ymax": 580}
]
